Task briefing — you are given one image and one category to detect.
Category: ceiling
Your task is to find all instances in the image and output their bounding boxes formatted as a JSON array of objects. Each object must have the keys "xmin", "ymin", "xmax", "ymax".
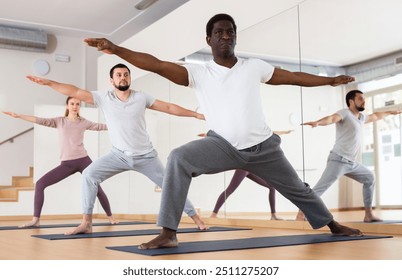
[
  {"xmin": 0, "ymin": 0, "xmax": 189, "ymax": 44},
  {"xmin": 0, "ymin": 0, "xmax": 401, "ymax": 67}
]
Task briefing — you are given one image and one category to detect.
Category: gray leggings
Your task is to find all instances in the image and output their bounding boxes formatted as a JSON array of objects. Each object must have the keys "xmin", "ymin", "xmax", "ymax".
[
  {"xmin": 81, "ymin": 147, "xmax": 197, "ymax": 216},
  {"xmin": 313, "ymin": 152, "xmax": 375, "ymax": 208},
  {"xmin": 158, "ymin": 130, "xmax": 333, "ymax": 230}
]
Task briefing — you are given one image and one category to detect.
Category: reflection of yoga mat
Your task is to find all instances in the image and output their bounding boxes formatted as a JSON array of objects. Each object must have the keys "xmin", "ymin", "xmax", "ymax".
[
  {"xmin": 0, "ymin": 221, "xmax": 152, "ymax": 231},
  {"xmin": 106, "ymin": 233, "xmax": 392, "ymax": 256},
  {"xmin": 32, "ymin": 226, "xmax": 251, "ymax": 240},
  {"xmin": 357, "ymin": 220, "xmax": 402, "ymax": 224}
]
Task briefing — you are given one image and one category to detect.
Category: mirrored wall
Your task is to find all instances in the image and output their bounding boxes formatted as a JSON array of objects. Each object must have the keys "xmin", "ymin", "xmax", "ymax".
[{"xmin": 127, "ymin": 0, "xmax": 402, "ymax": 221}]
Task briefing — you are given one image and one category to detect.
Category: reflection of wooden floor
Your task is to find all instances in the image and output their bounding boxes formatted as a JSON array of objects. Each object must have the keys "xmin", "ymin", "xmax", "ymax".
[{"xmin": 1, "ymin": 209, "xmax": 402, "ymax": 260}]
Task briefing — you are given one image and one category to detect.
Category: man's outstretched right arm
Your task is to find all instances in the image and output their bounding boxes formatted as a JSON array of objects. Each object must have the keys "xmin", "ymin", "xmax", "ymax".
[
  {"xmin": 302, "ymin": 113, "xmax": 342, "ymax": 127},
  {"xmin": 84, "ymin": 38, "xmax": 189, "ymax": 86},
  {"xmin": 26, "ymin": 76, "xmax": 94, "ymax": 105}
]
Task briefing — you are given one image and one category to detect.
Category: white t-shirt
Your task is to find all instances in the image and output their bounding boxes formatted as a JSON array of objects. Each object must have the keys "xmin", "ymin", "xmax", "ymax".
[
  {"xmin": 91, "ymin": 89, "xmax": 155, "ymax": 156},
  {"xmin": 185, "ymin": 58, "xmax": 274, "ymax": 149},
  {"xmin": 331, "ymin": 108, "xmax": 368, "ymax": 160}
]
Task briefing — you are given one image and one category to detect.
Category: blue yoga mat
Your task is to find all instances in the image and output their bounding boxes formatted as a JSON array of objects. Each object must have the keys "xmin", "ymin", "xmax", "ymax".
[
  {"xmin": 0, "ymin": 221, "xmax": 152, "ymax": 231},
  {"xmin": 31, "ymin": 226, "xmax": 251, "ymax": 240},
  {"xmin": 106, "ymin": 233, "xmax": 393, "ymax": 256},
  {"xmin": 357, "ymin": 220, "xmax": 402, "ymax": 224}
]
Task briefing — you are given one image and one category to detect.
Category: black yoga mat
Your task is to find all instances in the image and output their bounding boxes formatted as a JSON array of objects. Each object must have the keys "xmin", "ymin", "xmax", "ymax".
[
  {"xmin": 359, "ymin": 220, "xmax": 402, "ymax": 224},
  {"xmin": 0, "ymin": 221, "xmax": 152, "ymax": 231},
  {"xmin": 31, "ymin": 226, "xmax": 251, "ymax": 240},
  {"xmin": 106, "ymin": 233, "xmax": 393, "ymax": 256}
]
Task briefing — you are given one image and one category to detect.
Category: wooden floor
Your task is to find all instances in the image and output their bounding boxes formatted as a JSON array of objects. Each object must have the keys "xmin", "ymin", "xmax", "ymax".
[{"xmin": 1, "ymin": 209, "xmax": 402, "ymax": 260}]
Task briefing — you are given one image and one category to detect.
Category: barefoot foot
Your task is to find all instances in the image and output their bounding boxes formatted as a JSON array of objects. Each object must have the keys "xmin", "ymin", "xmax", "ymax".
[
  {"xmin": 270, "ymin": 214, "xmax": 283, "ymax": 220},
  {"xmin": 295, "ymin": 210, "xmax": 306, "ymax": 221},
  {"xmin": 191, "ymin": 214, "xmax": 209, "ymax": 230},
  {"xmin": 139, "ymin": 228, "xmax": 178, "ymax": 249},
  {"xmin": 64, "ymin": 222, "xmax": 92, "ymax": 235},
  {"xmin": 108, "ymin": 215, "xmax": 119, "ymax": 224},
  {"xmin": 328, "ymin": 220, "xmax": 363, "ymax": 236},
  {"xmin": 364, "ymin": 214, "xmax": 382, "ymax": 223},
  {"xmin": 18, "ymin": 217, "xmax": 40, "ymax": 228}
]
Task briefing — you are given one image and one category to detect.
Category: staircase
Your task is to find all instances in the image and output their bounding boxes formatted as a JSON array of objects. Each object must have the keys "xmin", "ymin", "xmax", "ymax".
[{"xmin": 0, "ymin": 167, "xmax": 34, "ymax": 202}]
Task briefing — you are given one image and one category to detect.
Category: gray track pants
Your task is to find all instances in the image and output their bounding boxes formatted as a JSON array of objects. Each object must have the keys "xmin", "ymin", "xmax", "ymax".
[
  {"xmin": 313, "ymin": 152, "xmax": 375, "ymax": 208},
  {"xmin": 81, "ymin": 147, "xmax": 197, "ymax": 216},
  {"xmin": 158, "ymin": 130, "xmax": 334, "ymax": 230}
]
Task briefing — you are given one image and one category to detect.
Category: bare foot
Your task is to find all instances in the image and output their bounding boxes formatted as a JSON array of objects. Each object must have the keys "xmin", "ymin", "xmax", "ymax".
[
  {"xmin": 210, "ymin": 212, "xmax": 218, "ymax": 218},
  {"xmin": 364, "ymin": 209, "xmax": 383, "ymax": 222},
  {"xmin": 191, "ymin": 214, "xmax": 209, "ymax": 230},
  {"xmin": 64, "ymin": 221, "xmax": 92, "ymax": 235},
  {"xmin": 108, "ymin": 215, "xmax": 119, "ymax": 224},
  {"xmin": 18, "ymin": 217, "xmax": 40, "ymax": 228},
  {"xmin": 295, "ymin": 210, "xmax": 306, "ymax": 221},
  {"xmin": 327, "ymin": 220, "xmax": 363, "ymax": 236},
  {"xmin": 270, "ymin": 214, "xmax": 283, "ymax": 220},
  {"xmin": 364, "ymin": 216, "xmax": 383, "ymax": 222},
  {"xmin": 139, "ymin": 228, "xmax": 178, "ymax": 249}
]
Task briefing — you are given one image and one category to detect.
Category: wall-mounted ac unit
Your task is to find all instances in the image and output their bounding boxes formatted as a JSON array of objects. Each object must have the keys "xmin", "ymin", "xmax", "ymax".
[{"xmin": 0, "ymin": 25, "xmax": 48, "ymax": 52}]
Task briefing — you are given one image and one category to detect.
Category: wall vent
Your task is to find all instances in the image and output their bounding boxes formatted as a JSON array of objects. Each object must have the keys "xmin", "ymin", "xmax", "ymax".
[
  {"xmin": 395, "ymin": 56, "xmax": 402, "ymax": 65},
  {"xmin": 0, "ymin": 25, "xmax": 48, "ymax": 52}
]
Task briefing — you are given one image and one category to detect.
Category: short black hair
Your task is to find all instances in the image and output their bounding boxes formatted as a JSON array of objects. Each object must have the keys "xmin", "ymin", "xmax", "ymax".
[
  {"xmin": 206, "ymin": 13, "xmax": 237, "ymax": 37},
  {"xmin": 345, "ymin": 89, "xmax": 363, "ymax": 107},
  {"xmin": 109, "ymin": 63, "xmax": 130, "ymax": 78}
]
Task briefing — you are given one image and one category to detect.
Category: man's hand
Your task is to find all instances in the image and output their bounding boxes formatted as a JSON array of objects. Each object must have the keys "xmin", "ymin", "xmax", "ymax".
[
  {"xmin": 84, "ymin": 38, "xmax": 117, "ymax": 54},
  {"xmin": 302, "ymin": 121, "xmax": 319, "ymax": 127},
  {"xmin": 331, "ymin": 75, "xmax": 355, "ymax": 86},
  {"xmin": 26, "ymin": 75, "xmax": 51, "ymax": 86}
]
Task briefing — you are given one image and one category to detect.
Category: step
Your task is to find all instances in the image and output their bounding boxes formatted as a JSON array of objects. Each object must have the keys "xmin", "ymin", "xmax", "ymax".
[
  {"xmin": 0, "ymin": 166, "xmax": 34, "ymax": 201},
  {"xmin": 0, "ymin": 188, "xmax": 17, "ymax": 199},
  {"xmin": 12, "ymin": 176, "xmax": 34, "ymax": 188}
]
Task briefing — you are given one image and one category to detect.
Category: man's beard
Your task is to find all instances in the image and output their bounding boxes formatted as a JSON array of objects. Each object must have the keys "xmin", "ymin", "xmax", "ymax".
[
  {"xmin": 113, "ymin": 83, "xmax": 130, "ymax": 91},
  {"xmin": 115, "ymin": 84, "xmax": 130, "ymax": 91},
  {"xmin": 356, "ymin": 105, "xmax": 365, "ymax": 111}
]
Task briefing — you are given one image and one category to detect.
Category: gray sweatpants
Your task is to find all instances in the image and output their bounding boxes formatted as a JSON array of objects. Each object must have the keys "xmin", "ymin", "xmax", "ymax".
[
  {"xmin": 81, "ymin": 147, "xmax": 197, "ymax": 216},
  {"xmin": 313, "ymin": 152, "xmax": 375, "ymax": 208},
  {"xmin": 158, "ymin": 130, "xmax": 333, "ymax": 230}
]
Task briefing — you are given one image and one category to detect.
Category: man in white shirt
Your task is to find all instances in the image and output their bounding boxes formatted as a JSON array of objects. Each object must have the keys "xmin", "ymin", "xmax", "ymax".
[
  {"xmin": 27, "ymin": 63, "xmax": 207, "ymax": 234},
  {"xmin": 85, "ymin": 13, "xmax": 363, "ymax": 249},
  {"xmin": 296, "ymin": 89, "xmax": 401, "ymax": 222}
]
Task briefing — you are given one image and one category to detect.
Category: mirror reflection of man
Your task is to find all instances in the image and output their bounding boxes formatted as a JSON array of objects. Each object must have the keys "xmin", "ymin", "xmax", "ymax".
[{"xmin": 297, "ymin": 89, "xmax": 401, "ymax": 222}]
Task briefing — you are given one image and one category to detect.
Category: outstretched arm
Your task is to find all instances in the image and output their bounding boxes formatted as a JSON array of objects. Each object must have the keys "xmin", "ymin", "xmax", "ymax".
[
  {"xmin": 302, "ymin": 113, "xmax": 342, "ymax": 127},
  {"xmin": 84, "ymin": 38, "xmax": 189, "ymax": 86},
  {"xmin": 267, "ymin": 68, "xmax": 355, "ymax": 87},
  {"xmin": 26, "ymin": 76, "xmax": 94, "ymax": 104},
  {"xmin": 149, "ymin": 100, "xmax": 205, "ymax": 120},
  {"xmin": 3, "ymin": 111, "xmax": 36, "ymax": 123},
  {"xmin": 366, "ymin": 110, "xmax": 401, "ymax": 123}
]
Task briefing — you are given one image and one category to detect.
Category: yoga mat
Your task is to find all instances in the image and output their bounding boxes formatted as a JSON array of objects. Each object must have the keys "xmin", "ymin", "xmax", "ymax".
[
  {"xmin": 106, "ymin": 233, "xmax": 393, "ymax": 256},
  {"xmin": 357, "ymin": 220, "xmax": 402, "ymax": 224},
  {"xmin": 32, "ymin": 226, "xmax": 251, "ymax": 240},
  {"xmin": 0, "ymin": 221, "xmax": 152, "ymax": 231}
]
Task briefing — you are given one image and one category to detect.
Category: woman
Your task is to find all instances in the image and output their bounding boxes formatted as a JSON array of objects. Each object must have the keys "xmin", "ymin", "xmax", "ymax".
[{"xmin": 4, "ymin": 97, "xmax": 117, "ymax": 227}]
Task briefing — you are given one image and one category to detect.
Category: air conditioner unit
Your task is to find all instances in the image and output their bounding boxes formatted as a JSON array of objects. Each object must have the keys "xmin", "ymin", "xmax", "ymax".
[{"xmin": 0, "ymin": 25, "xmax": 48, "ymax": 52}]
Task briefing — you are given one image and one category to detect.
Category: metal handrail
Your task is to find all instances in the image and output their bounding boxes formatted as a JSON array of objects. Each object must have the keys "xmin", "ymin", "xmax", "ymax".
[{"xmin": 0, "ymin": 127, "xmax": 34, "ymax": 146}]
